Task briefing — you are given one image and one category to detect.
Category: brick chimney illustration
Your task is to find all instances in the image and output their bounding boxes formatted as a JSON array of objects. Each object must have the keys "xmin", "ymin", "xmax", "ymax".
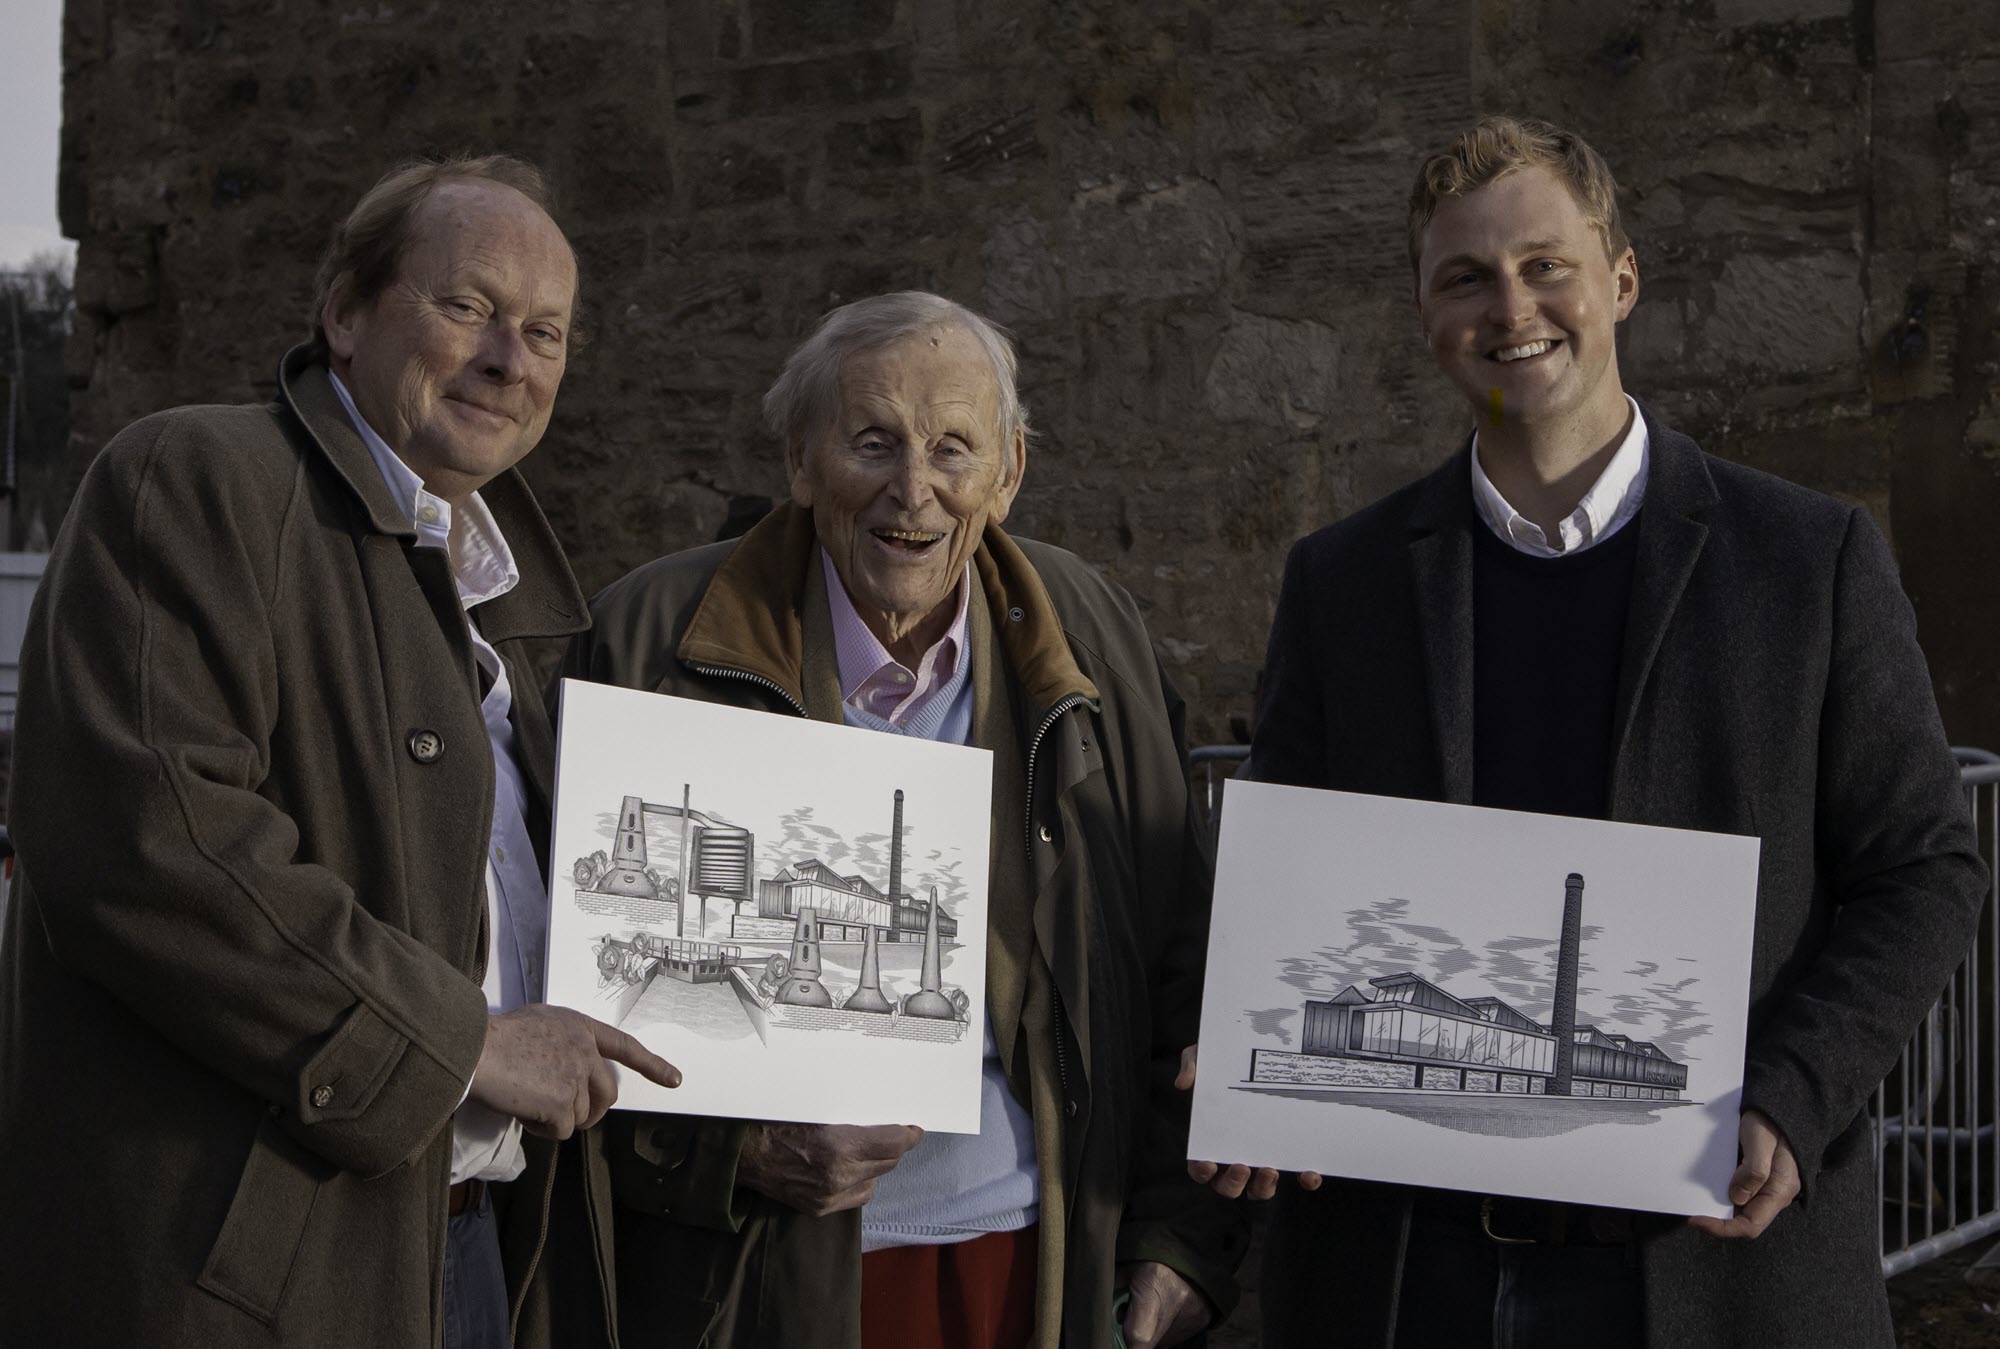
[
  {"xmin": 1548, "ymin": 872, "xmax": 1586, "ymax": 1096},
  {"xmin": 888, "ymin": 789, "xmax": 904, "ymax": 903}
]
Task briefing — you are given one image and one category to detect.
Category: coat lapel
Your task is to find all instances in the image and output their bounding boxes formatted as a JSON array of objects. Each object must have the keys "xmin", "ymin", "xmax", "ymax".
[
  {"xmin": 1608, "ymin": 414, "xmax": 1717, "ymax": 815},
  {"xmin": 1407, "ymin": 447, "xmax": 1478, "ymax": 804}
]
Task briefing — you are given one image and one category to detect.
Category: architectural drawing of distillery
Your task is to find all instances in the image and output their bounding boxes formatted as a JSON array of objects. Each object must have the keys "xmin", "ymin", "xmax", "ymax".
[
  {"xmin": 1245, "ymin": 874, "xmax": 1690, "ymax": 1101},
  {"xmin": 575, "ymin": 785, "xmax": 971, "ymax": 1046}
]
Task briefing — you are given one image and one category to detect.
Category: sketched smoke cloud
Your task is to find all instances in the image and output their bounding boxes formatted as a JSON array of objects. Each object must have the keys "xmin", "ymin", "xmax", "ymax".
[{"xmin": 1273, "ymin": 898, "xmax": 1708, "ymax": 1056}]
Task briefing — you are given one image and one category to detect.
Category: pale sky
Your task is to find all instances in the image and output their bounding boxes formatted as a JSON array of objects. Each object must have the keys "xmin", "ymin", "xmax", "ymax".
[{"xmin": 0, "ymin": 0, "xmax": 72, "ymax": 270}]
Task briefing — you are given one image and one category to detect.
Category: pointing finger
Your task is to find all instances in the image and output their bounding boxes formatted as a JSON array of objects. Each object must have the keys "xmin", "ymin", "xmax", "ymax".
[{"xmin": 591, "ymin": 1019, "xmax": 682, "ymax": 1088}]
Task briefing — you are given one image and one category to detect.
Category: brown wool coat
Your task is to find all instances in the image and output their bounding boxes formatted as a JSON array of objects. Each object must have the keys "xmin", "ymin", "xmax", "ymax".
[
  {"xmin": 0, "ymin": 349, "xmax": 600, "ymax": 1349},
  {"xmin": 561, "ymin": 504, "xmax": 1249, "ymax": 1349}
]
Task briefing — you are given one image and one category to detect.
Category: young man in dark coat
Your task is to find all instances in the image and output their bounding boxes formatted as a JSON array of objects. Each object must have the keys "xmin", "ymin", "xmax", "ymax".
[
  {"xmin": 0, "ymin": 156, "xmax": 677, "ymax": 1349},
  {"xmin": 1197, "ymin": 116, "xmax": 1986, "ymax": 1348}
]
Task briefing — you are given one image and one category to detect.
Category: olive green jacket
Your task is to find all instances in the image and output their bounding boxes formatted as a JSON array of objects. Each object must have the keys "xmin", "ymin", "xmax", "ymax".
[
  {"xmin": 563, "ymin": 503, "xmax": 1247, "ymax": 1348},
  {"xmin": 0, "ymin": 350, "xmax": 599, "ymax": 1348}
]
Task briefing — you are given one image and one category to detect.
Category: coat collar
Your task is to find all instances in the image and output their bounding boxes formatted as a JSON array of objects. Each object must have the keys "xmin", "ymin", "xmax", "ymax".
[
  {"xmin": 1406, "ymin": 441, "xmax": 1479, "ymax": 802},
  {"xmin": 676, "ymin": 501, "xmax": 1099, "ymax": 714},
  {"xmin": 1607, "ymin": 411, "xmax": 1715, "ymax": 813},
  {"xmin": 1404, "ymin": 404, "xmax": 1716, "ymax": 806},
  {"xmin": 274, "ymin": 345, "xmax": 589, "ymax": 643}
]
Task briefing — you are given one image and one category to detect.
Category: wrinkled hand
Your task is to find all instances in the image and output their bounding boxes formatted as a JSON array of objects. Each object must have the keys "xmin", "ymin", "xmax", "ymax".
[
  {"xmin": 1119, "ymin": 1261, "xmax": 1210, "ymax": 1349},
  {"xmin": 1177, "ymin": 1044, "xmax": 1324, "ymax": 1200},
  {"xmin": 468, "ymin": 1004, "xmax": 681, "ymax": 1140},
  {"xmin": 1688, "ymin": 1109, "xmax": 1801, "ymax": 1239},
  {"xmin": 737, "ymin": 1122, "xmax": 925, "ymax": 1217}
]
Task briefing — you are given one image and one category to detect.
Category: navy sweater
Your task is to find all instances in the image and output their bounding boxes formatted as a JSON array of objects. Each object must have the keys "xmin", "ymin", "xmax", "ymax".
[{"xmin": 1471, "ymin": 517, "xmax": 1641, "ymax": 820}]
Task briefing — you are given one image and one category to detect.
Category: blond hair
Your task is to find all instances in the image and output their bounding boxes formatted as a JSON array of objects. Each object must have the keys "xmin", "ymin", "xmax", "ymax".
[{"xmin": 1407, "ymin": 116, "xmax": 1628, "ymax": 275}]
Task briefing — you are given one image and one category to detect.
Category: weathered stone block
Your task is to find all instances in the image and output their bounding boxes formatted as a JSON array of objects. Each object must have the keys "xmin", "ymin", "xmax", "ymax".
[
  {"xmin": 980, "ymin": 209, "xmax": 1063, "ymax": 324},
  {"xmin": 688, "ymin": 143, "xmax": 788, "ymax": 210},
  {"xmin": 1703, "ymin": 251, "xmax": 1864, "ymax": 374},
  {"xmin": 1203, "ymin": 311, "xmax": 1340, "ymax": 431},
  {"xmin": 749, "ymin": 0, "xmax": 896, "ymax": 58},
  {"xmin": 1711, "ymin": 0, "xmax": 1850, "ymax": 26},
  {"xmin": 724, "ymin": 45, "xmax": 913, "ymax": 117},
  {"xmin": 825, "ymin": 113, "xmax": 921, "ymax": 170},
  {"xmin": 1065, "ymin": 180, "xmax": 1231, "ymax": 301},
  {"xmin": 1237, "ymin": 144, "xmax": 1412, "ymax": 312}
]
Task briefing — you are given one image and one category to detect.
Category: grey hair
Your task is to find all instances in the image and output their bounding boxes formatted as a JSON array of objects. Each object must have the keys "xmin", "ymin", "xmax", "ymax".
[{"xmin": 762, "ymin": 291, "xmax": 1030, "ymax": 469}]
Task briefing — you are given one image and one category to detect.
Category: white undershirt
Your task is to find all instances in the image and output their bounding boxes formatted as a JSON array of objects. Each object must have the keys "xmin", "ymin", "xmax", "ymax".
[
  {"xmin": 330, "ymin": 373, "xmax": 546, "ymax": 1185},
  {"xmin": 1470, "ymin": 394, "xmax": 1650, "ymax": 556}
]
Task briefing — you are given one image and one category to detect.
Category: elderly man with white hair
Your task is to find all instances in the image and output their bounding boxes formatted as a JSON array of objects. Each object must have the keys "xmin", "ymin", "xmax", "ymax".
[{"xmin": 565, "ymin": 291, "xmax": 1244, "ymax": 1349}]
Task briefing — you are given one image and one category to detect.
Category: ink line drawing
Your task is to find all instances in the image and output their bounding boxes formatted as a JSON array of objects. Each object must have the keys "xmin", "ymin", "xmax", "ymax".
[
  {"xmin": 1186, "ymin": 780, "xmax": 1760, "ymax": 1216},
  {"xmin": 575, "ymin": 787, "xmax": 971, "ymax": 1047},
  {"xmin": 545, "ymin": 680, "xmax": 992, "ymax": 1130},
  {"xmin": 1236, "ymin": 872, "xmax": 1702, "ymax": 1140}
]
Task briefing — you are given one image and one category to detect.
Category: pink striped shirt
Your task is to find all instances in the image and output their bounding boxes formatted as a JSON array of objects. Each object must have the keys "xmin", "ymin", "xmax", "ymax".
[{"xmin": 821, "ymin": 549, "xmax": 973, "ymax": 733}]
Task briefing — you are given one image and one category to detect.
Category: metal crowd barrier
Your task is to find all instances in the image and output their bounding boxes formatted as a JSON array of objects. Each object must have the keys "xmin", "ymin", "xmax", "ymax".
[
  {"xmin": 1188, "ymin": 745, "xmax": 1249, "ymax": 846},
  {"xmin": 1877, "ymin": 751, "xmax": 2000, "ymax": 1278},
  {"xmin": 1189, "ymin": 743, "xmax": 2000, "ymax": 1279}
]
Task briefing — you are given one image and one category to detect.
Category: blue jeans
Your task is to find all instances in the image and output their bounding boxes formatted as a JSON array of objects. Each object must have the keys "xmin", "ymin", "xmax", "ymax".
[{"xmin": 443, "ymin": 1185, "xmax": 509, "ymax": 1349}]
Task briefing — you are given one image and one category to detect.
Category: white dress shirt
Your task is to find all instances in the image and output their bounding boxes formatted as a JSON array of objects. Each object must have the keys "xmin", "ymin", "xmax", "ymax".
[
  {"xmin": 330, "ymin": 374, "xmax": 547, "ymax": 1185},
  {"xmin": 1471, "ymin": 394, "xmax": 1650, "ymax": 556}
]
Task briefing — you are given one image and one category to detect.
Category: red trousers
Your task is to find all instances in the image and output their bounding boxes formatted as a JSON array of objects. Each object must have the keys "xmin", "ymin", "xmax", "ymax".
[{"xmin": 859, "ymin": 1225, "xmax": 1038, "ymax": 1349}]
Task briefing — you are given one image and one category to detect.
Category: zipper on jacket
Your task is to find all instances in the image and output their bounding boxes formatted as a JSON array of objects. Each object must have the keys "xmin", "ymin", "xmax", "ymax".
[
  {"xmin": 684, "ymin": 662, "xmax": 809, "ymax": 718},
  {"xmin": 1053, "ymin": 982, "xmax": 1074, "ymax": 1113},
  {"xmin": 1021, "ymin": 694, "xmax": 1087, "ymax": 865},
  {"xmin": 1024, "ymin": 694, "xmax": 1087, "ymax": 1131},
  {"xmin": 506, "ymin": 1149, "xmax": 561, "ymax": 1349}
]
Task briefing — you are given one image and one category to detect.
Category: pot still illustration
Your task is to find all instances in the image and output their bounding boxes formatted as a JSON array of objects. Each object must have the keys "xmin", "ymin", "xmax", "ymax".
[{"xmin": 580, "ymin": 788, "xmax": 970, "ymax": 1046}]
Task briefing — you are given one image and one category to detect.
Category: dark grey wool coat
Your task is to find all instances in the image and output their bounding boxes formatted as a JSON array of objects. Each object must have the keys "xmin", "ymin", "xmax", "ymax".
[
  {"xmin": 0, "ymin": 350, "xmax": 601, "ymax": 1348},
  {"xmin": 1249, "ymin": 409, "xmax": 1986, "ymax": 1349}
]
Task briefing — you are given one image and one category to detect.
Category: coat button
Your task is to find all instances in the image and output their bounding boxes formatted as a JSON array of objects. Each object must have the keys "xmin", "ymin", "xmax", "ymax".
[
  {"xmin": 311, "ymin": 1085, "xmax": 334, "ymax": 1108},
  {"xmin": 1038, "ymin": 824, "xmax": 1053, "ymax": 843},
  {"xmin": 407, "ymin": 729, "xmax": 444, "ymax": 764},
  {"xmin": 1064, "ymin": 1098, "xmax": 1079, "ymax": 1119}
]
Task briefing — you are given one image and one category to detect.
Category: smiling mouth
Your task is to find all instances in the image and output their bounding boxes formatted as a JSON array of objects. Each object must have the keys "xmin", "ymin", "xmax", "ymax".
[
  {"xmin": 448, "ymin": 395, "xmax": 513, "ymax": 422},
  {"xmin": 872, "ymin": 528, "xmax": 947, "ymax": 553},
  {"xmin": 1487, "ymin": 339, "xmax": 1559, "ymax": 364}
]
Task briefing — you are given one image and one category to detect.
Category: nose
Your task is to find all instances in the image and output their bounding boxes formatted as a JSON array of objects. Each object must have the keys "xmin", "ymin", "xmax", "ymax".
[
  {"xmin": 477, "ymin": 323, "xmax": 529, "ymax": 386},
  {"xmin": 1486, "ymin": 273, "xmax": 1535, "ymax": 331},
  {"xmin": 887, "ymin": 444, "xmax": 936, "ymax": 510}
]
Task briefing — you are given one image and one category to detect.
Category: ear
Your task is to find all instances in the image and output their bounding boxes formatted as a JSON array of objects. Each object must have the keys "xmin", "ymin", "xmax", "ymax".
[
  {"xmin": 321, "ymin": 279, "xmax": 362, "ymax": 363},
  {"xmin": 1412, "ymin": 272, "xmax": 1436, "ymax": 345},
  {"xmin": 1612, "ymin": 247, "xmax": 1640, "ymax": 322},
  {"xmin": 786, "ymin": 438, "xmax": 814, "ymax": 509},
  {"xmin": 989, "ymin": 428, "xmax": 1028, "ymax": 526}
]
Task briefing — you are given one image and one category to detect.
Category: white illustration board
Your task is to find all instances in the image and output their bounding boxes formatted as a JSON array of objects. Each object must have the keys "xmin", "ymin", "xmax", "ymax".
[
  {"xmin": 1188, "ymin": 781, "xmax": 1761, "ymax": 1218},
  {"xmin": 544, "ymin": 680, "xmax": 993, "ymax": 1133}
]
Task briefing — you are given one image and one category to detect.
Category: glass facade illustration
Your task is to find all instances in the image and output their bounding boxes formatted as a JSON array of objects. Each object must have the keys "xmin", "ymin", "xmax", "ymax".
[{"xmin": 1281, "ymin": 971, "xmax": 1688, "ymax": 1098}]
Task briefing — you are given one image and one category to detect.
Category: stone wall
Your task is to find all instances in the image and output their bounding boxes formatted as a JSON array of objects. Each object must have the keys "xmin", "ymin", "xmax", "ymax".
[{"xmin": 57, "ymin": 0, "xmax": 2000, "ymax": 745}]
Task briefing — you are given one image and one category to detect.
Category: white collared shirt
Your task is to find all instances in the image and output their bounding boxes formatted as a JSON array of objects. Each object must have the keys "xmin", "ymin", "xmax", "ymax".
[
  {"xmin": 1471, "ymin": 394, "xmax": 1650, "ymax": 556},
  {"xmin": 330, "ymin": 373, "xmax": 545, "ymax": 1185}
]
